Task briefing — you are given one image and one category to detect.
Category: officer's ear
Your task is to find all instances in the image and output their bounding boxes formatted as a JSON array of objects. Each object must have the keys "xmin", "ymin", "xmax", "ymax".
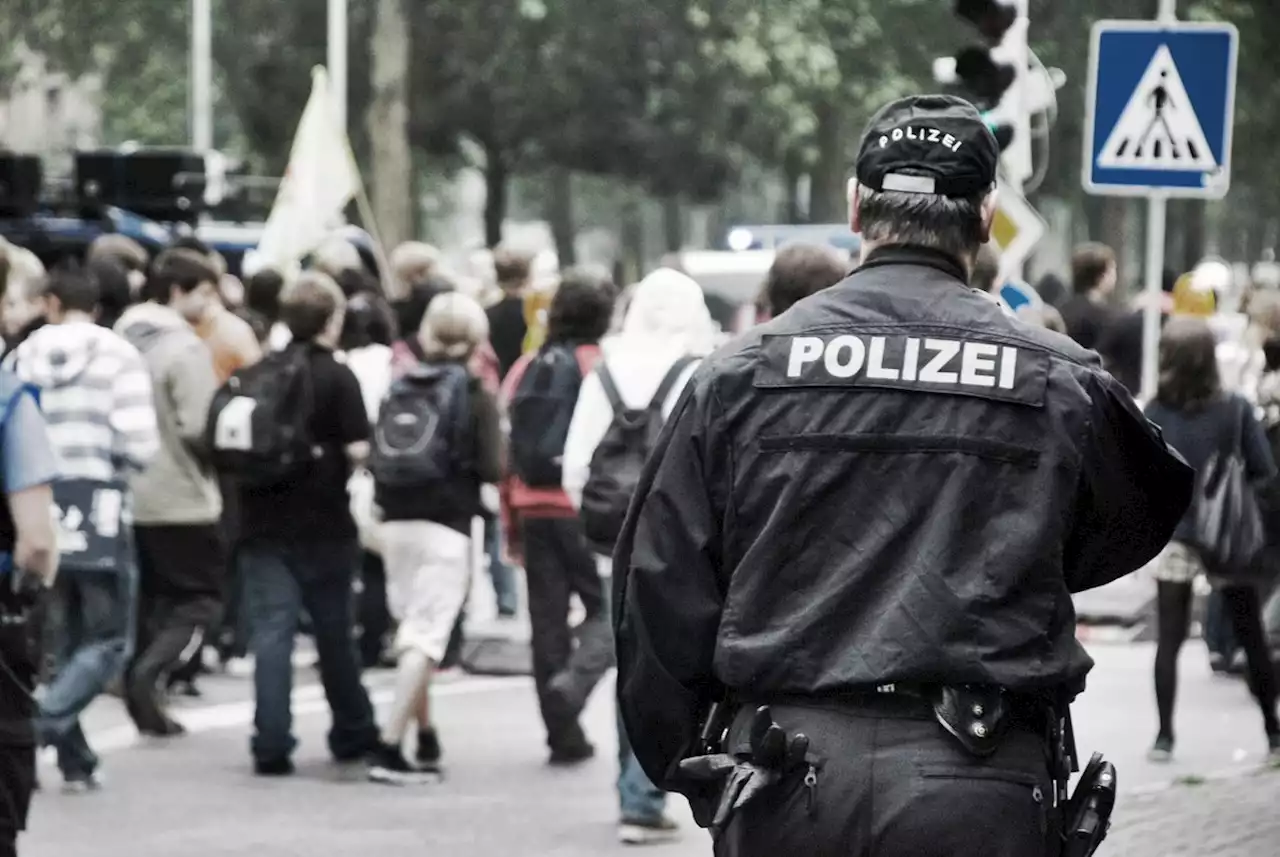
[
  {"xmin": 848, "ymin": 178, "xmax": 863, "ymax": 235},
  {"xmin": 978, "ymin": 188, "xmax": 999, "ymax": 244}
]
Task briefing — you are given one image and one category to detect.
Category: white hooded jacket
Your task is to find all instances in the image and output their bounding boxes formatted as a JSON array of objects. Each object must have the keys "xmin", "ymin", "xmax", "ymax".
[{"xmin": 562, "ymin": 268, "xmax": 718, "ymax": 511}]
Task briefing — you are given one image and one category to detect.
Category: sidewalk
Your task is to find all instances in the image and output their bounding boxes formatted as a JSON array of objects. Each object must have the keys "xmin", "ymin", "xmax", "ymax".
[{"xmin": 1106, "ymin": 769, "xmax": 1280, "ymax": 856}]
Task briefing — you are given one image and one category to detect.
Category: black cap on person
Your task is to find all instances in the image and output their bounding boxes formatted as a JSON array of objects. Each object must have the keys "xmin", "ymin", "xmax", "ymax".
[{"xmin": 855, "ymin": 94, "xmax": 999, "ymax": 198}]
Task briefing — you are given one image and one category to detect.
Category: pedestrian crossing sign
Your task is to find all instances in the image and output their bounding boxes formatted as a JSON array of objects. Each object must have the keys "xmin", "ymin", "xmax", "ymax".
[{"xmin": 1084, "ymin": 21, "xmax": 1237, "ymax": 199}]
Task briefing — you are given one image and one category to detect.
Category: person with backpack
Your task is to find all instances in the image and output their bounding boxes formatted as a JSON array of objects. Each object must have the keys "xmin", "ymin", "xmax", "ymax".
[
  {"xmin": 365, "ymin": 292, "xmax": 503, "ymax": 783},
  {"xmin": 561, "ymin": 267, "xmax": 716, "ymax": 845},
  {"xmin": 208, "ymin": 271, "xmax": 378, "ymax": 776},
  {"xmin": 1143, "ymin": 317, "xmax": 1280, "ymax": 765},
  {"xmin": 501, "ymin": 268, "xmax": 616, "ymax": 765}
]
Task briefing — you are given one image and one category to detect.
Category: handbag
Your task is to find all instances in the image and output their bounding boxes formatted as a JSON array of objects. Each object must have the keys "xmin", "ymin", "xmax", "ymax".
[
  {"xmin": 52, "ymin": 478, "xmax": 129, "ymax": 572},
  {"xmin": 1185, "ymin": 402, "xmax": 1267, "ymax": 582}
]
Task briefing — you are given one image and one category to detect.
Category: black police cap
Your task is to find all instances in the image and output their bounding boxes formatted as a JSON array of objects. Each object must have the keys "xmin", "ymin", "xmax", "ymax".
[{"xmin": 855, "ymin": 94, "xmax": 999, "ymax": 198}]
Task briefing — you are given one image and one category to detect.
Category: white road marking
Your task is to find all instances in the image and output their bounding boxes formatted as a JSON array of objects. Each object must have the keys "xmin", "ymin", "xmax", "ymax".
[{"xmin": 40, "ymin": 676, "xmax": 531, "ymax": 764}]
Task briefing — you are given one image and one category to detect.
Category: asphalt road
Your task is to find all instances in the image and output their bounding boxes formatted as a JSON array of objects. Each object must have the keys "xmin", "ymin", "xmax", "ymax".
[{"xmin": 21, "ymin": 642, "xmax": 1280, "ymax": 856}]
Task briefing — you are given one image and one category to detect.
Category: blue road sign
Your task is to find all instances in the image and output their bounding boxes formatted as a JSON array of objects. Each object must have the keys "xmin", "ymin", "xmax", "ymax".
[
  {"xmin": 999, "ymin": 280, "xmax": 1042, "ymax": 314},
  {"xmin": 1083, "ymin": 20, "xmax": 1238, "ymax": 198}
]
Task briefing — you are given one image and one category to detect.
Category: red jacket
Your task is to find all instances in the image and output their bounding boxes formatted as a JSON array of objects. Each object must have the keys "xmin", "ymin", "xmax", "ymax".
[{"xmin": 500, "ymin": 344, "xmax": 601, "ymax": 534}]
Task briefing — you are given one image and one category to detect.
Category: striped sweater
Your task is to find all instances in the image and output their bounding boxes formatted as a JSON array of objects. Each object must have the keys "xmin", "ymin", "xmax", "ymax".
[{"xmin": 2, "ymin": 321, "xmax": 159, "ymax": 482}]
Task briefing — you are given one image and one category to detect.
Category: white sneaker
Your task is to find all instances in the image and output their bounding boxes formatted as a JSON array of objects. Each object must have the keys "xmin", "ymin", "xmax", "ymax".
[{"xmin": 618, "ymin": 816, "xmax": 679, "ymax": 846}]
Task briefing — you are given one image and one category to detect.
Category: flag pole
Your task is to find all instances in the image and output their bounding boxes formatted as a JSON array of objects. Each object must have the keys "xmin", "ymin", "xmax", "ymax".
[{"xmin": 346, "ymin": 147, "xmax": 398, "ymax": 300}]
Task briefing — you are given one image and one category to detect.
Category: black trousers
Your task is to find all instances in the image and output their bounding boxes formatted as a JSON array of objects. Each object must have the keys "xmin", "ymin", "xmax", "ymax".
[
  {"xmin": 126, "ymin": 524, "xmax": 225, "ymax": 733},
  {"xmin": 521, "ymin": 516, "xmax": 612, "ymax": 751},
  {"xmin": 0, "ymin": 615, "xmax": 37, "ymax": 852},
  {"xmin": 714, "ymin": 701, "xmax": 1062, "ymax": 857}
]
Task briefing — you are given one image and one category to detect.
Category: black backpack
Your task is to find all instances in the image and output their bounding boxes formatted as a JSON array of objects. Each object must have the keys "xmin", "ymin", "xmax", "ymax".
[
  {"xmin": 580, "ymin": 356, "xmax": 697, "ymax": 550},
  {"xmin": 508, "ymin": 344, "xmax": 584, "ymax": 487},
  {"xmin": 205, "ymin": 345, "xmax": 317, "ymax": 488},
  {"xmin": 369, "ymin": 363, "xmax": 472, "ymax": 488}
]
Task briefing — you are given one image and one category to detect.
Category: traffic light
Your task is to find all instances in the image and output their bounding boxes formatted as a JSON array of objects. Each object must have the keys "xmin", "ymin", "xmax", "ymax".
[{"xmin": 937, "ymin": 0, "xmax": 1033, "ymax": 186}]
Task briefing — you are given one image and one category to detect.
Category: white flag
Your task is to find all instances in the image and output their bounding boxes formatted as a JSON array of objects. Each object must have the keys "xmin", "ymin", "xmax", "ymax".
[{"xmin": 254, "ymin": 66, "xmax": 360, "ymax": 272}]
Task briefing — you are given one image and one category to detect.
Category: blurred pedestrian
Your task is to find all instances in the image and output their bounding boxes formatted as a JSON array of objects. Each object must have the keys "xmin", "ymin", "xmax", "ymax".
[
  {"xmin": 0, "ymin": 260, "xmax": 60, "ymax": 857},
  {"xmin": 561, "ymin": 266, "xmax": 716, "ymax": 844},
  {"xmin": 235, "ymin": 272, "xmax": 378, "ymax": 776},
  {"xmin": 487, "ymin": 247, "xmax": 532, "ymax": 380},
  {"xmin": 0, "ymin": 245, "xmax": 47, "ymax": 357},
  {"xmin": 502, "ymin": 270, "xmax": 615, "ymax": 765},
  {"xmin": 4, "ymin": 265, "xmax": 159, "ymax": 791},
  {"xmin": 1060, "ymin": 242, "xmax": 1120, "ymax": 350},
  {"xmin": 115, "ymin": 249, "xmax": 225, "ymax": 736},
  {"xmin": 389, "ymin": 241, "xmax": 441, "ymax": 296},
  {"xmin": 87, "ymin": 255, "xmax": 134, "ymax": 331},
  {"xmin": 1144, "ymin": 317, "xmax": 1280, "ymax": 764},
  {"xmin": 759, "ymin": 243, "xmax": 848, "ymax": 320},
  {"xmin": 970, "ymin": 242, "xmax": 1001, "ymax": 294},
  {"xmin": 245, "ymin": 267, "xmax": 288, "ymax": 350},
  {"xmin": 367, "ymin": 293, "xmax": 503, "ymax": 783}
]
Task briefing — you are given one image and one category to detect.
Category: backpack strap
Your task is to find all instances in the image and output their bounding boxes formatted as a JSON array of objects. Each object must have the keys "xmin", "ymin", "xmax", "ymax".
[
  {"xmin": 648, "ymin": 356, "xmax": 698, "ymax": 413},
  {"xmin": 595, "ymin": 361, "xmax": 626, "ymax": 416}
]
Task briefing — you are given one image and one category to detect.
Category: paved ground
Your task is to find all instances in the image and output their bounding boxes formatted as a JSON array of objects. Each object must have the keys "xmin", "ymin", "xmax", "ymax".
[{"xmin": 20, "ymin": 640, "xmax": 1280, "ymax": 856}]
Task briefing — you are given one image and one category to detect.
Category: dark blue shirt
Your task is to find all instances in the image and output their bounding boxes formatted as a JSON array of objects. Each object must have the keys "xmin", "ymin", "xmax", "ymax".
[{"xmin": 1145, "ymin": 393, "xmax": 1277, "ymax": 541}]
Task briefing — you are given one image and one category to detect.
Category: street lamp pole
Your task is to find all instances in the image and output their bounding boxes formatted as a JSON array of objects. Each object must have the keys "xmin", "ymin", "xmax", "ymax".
[
  {"xmin": 191, "ymin": 0, "xmax": 213, "ymax": 150},
  {"xmin": 327, "ymin": 0, "xmax": 349, "ymax": 132}
]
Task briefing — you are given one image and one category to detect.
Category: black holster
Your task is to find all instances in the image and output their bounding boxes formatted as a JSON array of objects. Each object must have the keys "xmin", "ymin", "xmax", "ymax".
[
  {"xmin": 931, "ymin": 685, "xmax": 1009, "ymax": 757},
  {"xmin": 1062, "ymin": 752, "xmax": 1117, "ymax": 857}
]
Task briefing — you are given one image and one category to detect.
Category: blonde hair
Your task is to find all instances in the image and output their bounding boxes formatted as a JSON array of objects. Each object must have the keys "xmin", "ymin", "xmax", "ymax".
[
  {"xmin": 418, "ymin": 292, "xmax": 489, "ymax": 361},
  {"xmin": 390, "ymin": 241, "xmax": 441, "ymax": 289},
  {"xmin": 87, "ymin": 234, "xmax": 149, "ymax": 271},
  {"xmin": 3, "ymin": 244, "xmax": 46, "ymax": 300}
]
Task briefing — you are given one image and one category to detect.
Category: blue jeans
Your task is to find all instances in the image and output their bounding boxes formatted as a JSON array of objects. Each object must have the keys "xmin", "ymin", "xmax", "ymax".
[
  {"xmin": 599, "ymin": 571, "xmax": 665, "ymax": 823},
  {"xmin": 618, "ymin": 708, "xmax": 667, "ymax": 823},
  {"xmin": 242, "ymin": 539, "xmax": 377, "ymax": 763},
  {"xmin": 486, "ymin": 517, "xmax": 519, "ymax": 617},
  {"xmin": 37, "ymin": 567, "xmax": 136, "ymax": 778}
]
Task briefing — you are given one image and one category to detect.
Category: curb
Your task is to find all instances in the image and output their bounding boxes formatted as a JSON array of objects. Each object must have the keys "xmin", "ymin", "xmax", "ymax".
[{"xmin": 1124, "ymin": 761, "xmax": 1280, "ymax": 797}]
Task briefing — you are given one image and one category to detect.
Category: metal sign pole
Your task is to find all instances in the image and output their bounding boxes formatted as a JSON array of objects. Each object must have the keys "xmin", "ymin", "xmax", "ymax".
[
  {"xmin": 191, "ymin": 0, "xmax": 214, "ymax": 151},
  {"xmin": 1139, "ymin": 0, "xmax": 1179, "ymax": 403}
]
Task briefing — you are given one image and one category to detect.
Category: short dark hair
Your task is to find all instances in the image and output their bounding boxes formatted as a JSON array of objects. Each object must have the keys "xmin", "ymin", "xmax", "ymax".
[
  {"xmin": 45, "ymin": 263, "xmax": 100, "ymax": 314},
  {"xmin": 857, "ymin": 186, "xmax": 987, "ymax": 263},
  {"xmin": 764, "ymin": 243, "xmax": 847, "ymax": 316},
  {"xmin": 1156, "ymin": 317, "xmax": 1221, "ymax": 412},
  {"xmin": 340, "ymin": 292, "xmax": 398, "ymax": 350},
  {"xmin": 394, "ymin": 273, "xmax": 456, "ymax": 339},
  {"xmin": 280, "ymin": 271, "xmax": 345, "ymax": 342},
  {"xmin": 168, "ymin": 234, "xmax": 214, "ymax": 258},
  {"xmin": 1071, "ymin": 243, "xmax": 1116, "ymax": 294},
  {"xmin": 146, "ymin": 249, "xmax": 220, "ymax": 303},
  {"xmin": 493, "ymin": 247, "xmax": 533, "ymax": 290},
  {"xmin": 546, "ymin": 267, "xmax": 616, "ymax": 345},
  {"xmin": 88, "ymin": 256, "xmax": 133, "ymax": 328},
  {"xmin": 245, "ymin": 268, "xmax": 286, "ymax": 323}
]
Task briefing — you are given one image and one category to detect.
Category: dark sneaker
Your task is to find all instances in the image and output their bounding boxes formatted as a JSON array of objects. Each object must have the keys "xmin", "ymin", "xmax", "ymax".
[
  {"xmin": 416, "ymin": 728, "xmax": 443, "ymax": 768},
  {"xmin": 1268, "ymin": 733, "xmax": 1280, "ymax": 767},
  {"xmin": 254, "ymin": 757, "xmax": 295, "ymax": 777},
  {"xmin": 619, "ymin": 816, "xmax": 680, "ymax": 846},
  {"xmin": 549, "ymin": 740, "xmax": 595, "ymax": 767},
  {"xmin": 367, "ymin": 743, "xmax": 441, "ymax": 785},
  {"xmin": 1147, "ymin": 734, "xmax": 1174, "ymax": 763}
]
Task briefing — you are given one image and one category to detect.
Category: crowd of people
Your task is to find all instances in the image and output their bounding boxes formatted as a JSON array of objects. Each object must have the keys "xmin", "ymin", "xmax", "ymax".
[
  {"xmin": 5, "ymin": 214, "xmax": 1280, "ymax": 852},
  {"xmin": 0, "ymin": 228, "xmax": 862, "ymax": 849}
]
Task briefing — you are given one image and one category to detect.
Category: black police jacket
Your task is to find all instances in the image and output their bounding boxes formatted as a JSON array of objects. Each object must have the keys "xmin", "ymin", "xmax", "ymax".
[{"xmin": 613, "ymin": 244, "xmax": 1193, "ymax": 797}]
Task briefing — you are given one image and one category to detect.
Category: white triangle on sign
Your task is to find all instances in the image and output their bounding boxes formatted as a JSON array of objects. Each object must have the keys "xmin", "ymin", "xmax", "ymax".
[{"xmin": 1097, "ymin": 45, "xmax": 1216, "ymax": 171}]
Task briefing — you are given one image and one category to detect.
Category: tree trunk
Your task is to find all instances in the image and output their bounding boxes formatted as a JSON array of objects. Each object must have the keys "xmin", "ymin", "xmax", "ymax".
[
  {"xmin": 366, "ymin": 0, "xmax": 413, "ymax": 291},
  {"xmin": 810, "ymin": 100, "xmax": 846, "ymax": 224},
  {"xmin": 782, "ymin": 152, "xmax": 804, "ymax": 223},
  {"xmin": 546, "ymin": 166, "xmax": 576, "ymax": 266},
  {"xmin": 619, "ymin": 192, "xmax": 645, "ymax": 285},
  {"xmin": 662, "ymin": 196, "xmax": 683, "ymax": 252},
  {"xmin": 484, "ymin": 147, "xmax": 508, "ymax": 249}
]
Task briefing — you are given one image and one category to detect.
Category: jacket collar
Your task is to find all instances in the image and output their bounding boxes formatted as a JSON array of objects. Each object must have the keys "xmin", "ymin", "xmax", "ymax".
[{"xmin": 856, "ymin": 244, "xmax": 970, "ymax": 286}]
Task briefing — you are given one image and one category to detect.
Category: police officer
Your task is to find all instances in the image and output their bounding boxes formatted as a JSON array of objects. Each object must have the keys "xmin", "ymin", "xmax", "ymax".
[
  {"xmin": 0, "ymin": 366, "xmax": 60, "ymax": 856},
  {"xmin": 612, "ymin": 95, "xmax": 1193, "ymax": 857}
]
